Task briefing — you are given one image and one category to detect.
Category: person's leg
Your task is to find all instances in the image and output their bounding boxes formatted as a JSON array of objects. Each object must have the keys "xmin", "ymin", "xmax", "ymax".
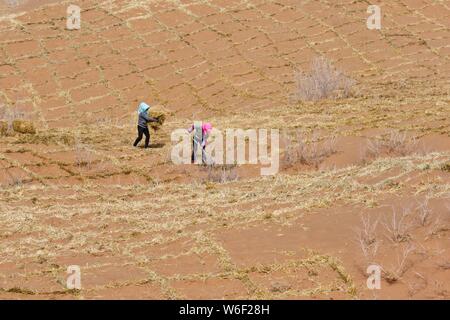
[
  {"xmin": 143, "ymin": 128, "xmax": 150, "ymax": 148},
  {"xmin": 133, "ymin": 126, "xmax": 143, "ymax": 147},
  {"xmin": 191, "ymin": 140, "xmax": 197, "ymax": 163},
  {"xmin": 202, "ymin": 145, "xmax": 208, "ymax": 164}
]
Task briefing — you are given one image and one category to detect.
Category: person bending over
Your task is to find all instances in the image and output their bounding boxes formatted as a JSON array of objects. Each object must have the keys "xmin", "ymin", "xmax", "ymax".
[{"xmin": 188, "ymin": 122, "xmax": 213, "ymax": 164}]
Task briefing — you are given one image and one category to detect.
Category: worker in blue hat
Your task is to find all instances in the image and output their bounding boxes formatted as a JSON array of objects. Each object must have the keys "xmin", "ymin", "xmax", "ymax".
[{"xmin": 133, "ymin": 102, "xmax": 158, "ymax": 149}]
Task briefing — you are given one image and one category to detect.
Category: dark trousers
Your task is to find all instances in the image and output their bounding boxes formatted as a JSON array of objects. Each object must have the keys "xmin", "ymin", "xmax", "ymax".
[{"xmin": 133, "ymin": 126, "xmax": 150, "ymax": 148}]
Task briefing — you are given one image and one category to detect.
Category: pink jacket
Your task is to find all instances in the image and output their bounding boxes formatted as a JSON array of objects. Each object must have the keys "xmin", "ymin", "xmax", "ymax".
[{"xmin": 188, "ymin": 123, "xmax": 213, "ymax": 135}]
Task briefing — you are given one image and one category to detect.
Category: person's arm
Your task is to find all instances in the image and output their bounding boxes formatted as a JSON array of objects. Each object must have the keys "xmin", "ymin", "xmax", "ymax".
[
  {"xmin": 142, "ymin": 112, "xmax": 158, "ymax": 123},
  {"xmin": 187, "ymin": 124, "xmax": 194, "ymax": 133}
]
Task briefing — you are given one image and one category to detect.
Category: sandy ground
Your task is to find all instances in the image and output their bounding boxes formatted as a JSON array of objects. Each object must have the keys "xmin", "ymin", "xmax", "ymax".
[{"xmin": 0, "ymin": 0, "xmax": 449, "ymax": 299}]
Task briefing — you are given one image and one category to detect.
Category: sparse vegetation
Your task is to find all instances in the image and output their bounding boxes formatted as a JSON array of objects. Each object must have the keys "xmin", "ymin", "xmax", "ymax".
[
  {"xmin": 382, "ymin": 243, "xmax": 415, "ymax": 284},
  {"xmin": 293, "ymin": 56, "xmax": 355, "ymax": 101},
  {"xmin": 282, "ymin": 131, "xmax": 337, "ymax": 168},
  {"xmin": 0, "ymin": 0, "xmax": 448, "ymax": 300},
  {"xmin": 74, "ymin": 142, "xmax": 94, "ymax": 169},
  {"xmin": 204, "ymin": 164, "xmax": 238, "ymax": 183},
  {"xmin": 415, "ymin": 198, "xmax": 433, "ymax": 227},
  {"xmin": 356, "ymin": 214, "xmax": 380, "ymax": 263},
  {"xmin": 382, "ymin": 207, "xmax": 413, "ymax": 243},
  {"xmin": 426, "ymin": 215, "xmax": 449, "ymax": 239},
  {"xmin": 362, "ymin": 130, "xmax": 424, "ymax": 163}
]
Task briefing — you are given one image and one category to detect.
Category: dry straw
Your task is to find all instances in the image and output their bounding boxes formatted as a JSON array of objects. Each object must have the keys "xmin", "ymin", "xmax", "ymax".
[{"xmin": 149, "ymin": 105, "xmax": 168, "ymax": 131}]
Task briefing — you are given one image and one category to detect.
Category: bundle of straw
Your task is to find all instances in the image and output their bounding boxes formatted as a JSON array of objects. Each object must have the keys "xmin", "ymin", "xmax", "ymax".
[
  {"xmin": 12, "ymin": 120, "xmax": 36, "ymax": 134},
  {"xmin": 148, "ymin": 105, "xmax": 168, "ymax": 131},
  {"xmin": 0, "ymin": 121, "xmax": 7, "ymax": 136}
]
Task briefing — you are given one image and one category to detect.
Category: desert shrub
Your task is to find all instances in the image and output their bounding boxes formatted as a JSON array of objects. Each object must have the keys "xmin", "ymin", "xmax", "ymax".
[
  {"xmin": 204, "ymin": 164, "xmax": 238, "ymax": 183},
  {"xmin": 74, "ymin": 142, "xmax": 93, "ymax": 168},
  {"xmin": 363, "ymin": 130, "xmax": 421, "ymax": 160},
  {"xmin": 382, "ymin": 243, "xmax": 415, "ymax": 283},
  {"xmin": 427, "ymin": 216, "xmax": 450, "ymax": 239},
  {"xmin": 382, "ymin": 207, "xmax": 413, "ymax": 243},
  {"xmin": 415, "ymin": 198, "xmax": 433, "ymax": 227},
  {"xmin": 425, "ymin": 204, "xmax": 450, "ymax": 239},
  {"xmin": 282, "ymin": 130, "xmax": 337, "ymax": 168},
  {"xmin": 293, "ymin": 56, "xmax": 355, "ymax": 101},
  {"xmin": 356, "ymin": 214, "xmax": 380, "ymax": 263},
  {"xmin": 383, "ymin": 131, "xmax": 418, "ymax": 156}
]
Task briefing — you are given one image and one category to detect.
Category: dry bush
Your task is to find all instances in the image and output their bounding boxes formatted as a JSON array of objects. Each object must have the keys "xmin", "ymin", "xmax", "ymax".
[
  {"xmin": 356, "ymin": 214, "xmax": 380, "ymax": 263},
  {"xmin": 293, "ymin": 56, "xmax": 355, "ymax": 101},
  {"xmin": 204, "ymin": 164, "xmax": 238, "ymax": 183},
  {"xmin": 282, "ymin": 130, "xmax": 337, "ymax": 168},
  {"xmin": 382, "ymin": 207, "xmax": 413, "ymax": 243},
  {"xmin": 74, "ymin": 142, "xmax": 93, "ymax": 169},
  {"xmin": 383, "ymin": 131, "xmax": 418, "ymax": 156},
  {"xmin": 364, "ymin": 130, "xmax": 420, "ymax": 161},
  {"xmin": 364, "ymin": 138, "xmax": 382, "ymax": 159},
  {"xmin": 382, "ymin": 243, "xmax": 415, "ymax": 284},
  {"xmin": 426, "ymin": 216, "xmax": 450, "ymax": 239},
  {"xmin": 415, "ymin": 198, "xmax": 433, "ymax": 227}
]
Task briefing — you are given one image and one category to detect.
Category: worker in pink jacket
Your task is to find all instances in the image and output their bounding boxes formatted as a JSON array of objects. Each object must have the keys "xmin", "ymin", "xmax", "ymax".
[{"xmin": 188, "ymin": 122, "xmax": 213, "ymax": 164}]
